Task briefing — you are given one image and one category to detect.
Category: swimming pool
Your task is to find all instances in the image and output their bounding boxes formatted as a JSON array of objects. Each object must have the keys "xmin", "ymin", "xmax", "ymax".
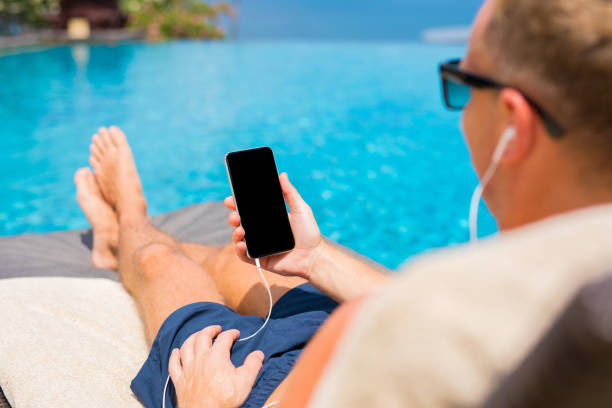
[{"xmin": 0, "ymin": 41, "xmax": 496, "ymax": 269}]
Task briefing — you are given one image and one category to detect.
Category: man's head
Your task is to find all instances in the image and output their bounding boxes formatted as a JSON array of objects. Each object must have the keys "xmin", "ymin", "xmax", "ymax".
[{"xmin": 458, "ymin": 0, "xmax": 612, "ymax": 230}]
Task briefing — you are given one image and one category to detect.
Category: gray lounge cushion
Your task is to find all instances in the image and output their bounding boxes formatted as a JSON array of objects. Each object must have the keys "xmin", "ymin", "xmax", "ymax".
[
  {"xmin": 0, "ymin": 201, "xmax": 390, "ymax": 281},
  {"xmin": 0, "ymin": 202, "xmax": 232, "ymax": 282}
]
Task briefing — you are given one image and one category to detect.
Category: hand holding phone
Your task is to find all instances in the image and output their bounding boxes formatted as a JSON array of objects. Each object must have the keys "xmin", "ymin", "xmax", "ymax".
[{"xmin": 224, "ymin": 148, "xmax": 322, "ymax": 278}]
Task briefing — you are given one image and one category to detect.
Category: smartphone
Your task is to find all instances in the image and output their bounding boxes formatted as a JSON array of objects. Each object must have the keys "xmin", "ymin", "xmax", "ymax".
[{"xmin": 225, "ymin": 147, "xmax": 295, "ymax": 259}]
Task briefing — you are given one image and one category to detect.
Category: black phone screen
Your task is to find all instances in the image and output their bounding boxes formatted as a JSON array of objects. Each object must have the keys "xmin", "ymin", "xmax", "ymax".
[{"xmin": 225, "ymin": 147, "xmax": 295, "ymax": 259}]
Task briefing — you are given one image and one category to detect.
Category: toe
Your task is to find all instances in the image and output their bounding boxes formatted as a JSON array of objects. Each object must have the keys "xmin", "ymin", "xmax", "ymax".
[
  {"xmin": 90, "ymin": 144, "xmax": 102, "ymax": 161},
  {"xmin": 82, "ymin": 167, "xmax": 95, "ymax": 185},
  {"xmin": 80, "ymin": 167, "xmax": 104, "ymax": 199},
  {"xmin": 92, "ymin": 134, "xmax": 105, "ymax": 151},
  {"xmin": 98, "ymin": 127, "xmax": 113, "ymax": 149},
  {"xmin": 89, "ymin": 155, "xmax": 101, "ymax": 173},
  {"xmin": 109, "ymin": 126, "xmax": 127, "ymax": 148},
  {"xmin": 75, "ymin": 168, "xmax": 95, "ymax": 193},
  {"xmin": 74, "ymin": 167, "xmax": 90, "ymax": 186}
]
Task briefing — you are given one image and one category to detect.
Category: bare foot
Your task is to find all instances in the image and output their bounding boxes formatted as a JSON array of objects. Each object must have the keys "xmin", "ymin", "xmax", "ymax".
[
  {"xmin": 89, "ymin": 126, "xmax": 148, "ymax": 224},
  {"xmin": 74, "ymin": 167, "xmax": 119, "ymax": 269}
]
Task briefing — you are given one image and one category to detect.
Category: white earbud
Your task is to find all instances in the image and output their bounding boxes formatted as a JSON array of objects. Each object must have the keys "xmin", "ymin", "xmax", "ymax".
[
  {"xmin": 468, "ymin": 126, "xmax": 516, "ymax": 243},
  {"xmin": 492, "ymin": 126, "xmax": 516, "ymax": 164}
]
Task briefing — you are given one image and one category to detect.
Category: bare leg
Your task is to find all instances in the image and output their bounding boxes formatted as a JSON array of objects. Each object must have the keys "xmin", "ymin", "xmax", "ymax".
[
  {"xmin": 181, "ymin": 243, "xmax": 307, "ymax": 317},
  {"xmin": 89, "ymin": 126, "xmax": 225, "ymax": 344},
  {"xmin": 118, "ymin": 223, "xmax": 226, "ymax": 345}
]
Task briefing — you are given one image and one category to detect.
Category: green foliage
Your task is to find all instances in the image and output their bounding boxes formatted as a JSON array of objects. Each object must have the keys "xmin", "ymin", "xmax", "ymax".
[
  {"xmin": 0, "ymin": 0, "xmax": 231, "ymax": 40},
  {"xmin": 122, "ymin": 0, "xmax": 233, "ymax": 40},
  {"xmin": 0, "ymin": 0, "xmax": 60, "ymax": 26}
]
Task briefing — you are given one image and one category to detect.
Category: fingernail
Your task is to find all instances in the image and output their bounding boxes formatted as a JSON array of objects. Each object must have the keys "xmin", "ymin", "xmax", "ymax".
[{"xmin": 256, "ymin": 350, "xmax": 264, "ymax": 360}]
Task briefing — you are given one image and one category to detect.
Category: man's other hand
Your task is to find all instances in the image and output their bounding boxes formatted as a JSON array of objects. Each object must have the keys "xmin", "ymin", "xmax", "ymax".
[
  {"xmin": 168, "ymin": 326, "xmax": 264, "ymax": 408},
  {"xmin": 224, "ymin": 172, "xmax": 324, "ymax": 279}
]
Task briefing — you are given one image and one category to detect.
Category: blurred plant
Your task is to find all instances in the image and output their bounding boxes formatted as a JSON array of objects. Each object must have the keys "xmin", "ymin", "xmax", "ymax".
[
  {"xmin": 121, "ymin": 0, "xmax": 235, "ymax": 40},
  {"xmin": 0, "ymin": 0, "xmax": 232, "ymax": 40},
  {"xmin": 0, "ymin": 0, "xmax": 60, "ymax": 27}
]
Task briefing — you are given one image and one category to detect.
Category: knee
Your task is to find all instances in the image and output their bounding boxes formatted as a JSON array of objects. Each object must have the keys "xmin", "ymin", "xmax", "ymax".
[{"xmin": 134, "ymin": 242, "xmax": 177, "ymax": 280}]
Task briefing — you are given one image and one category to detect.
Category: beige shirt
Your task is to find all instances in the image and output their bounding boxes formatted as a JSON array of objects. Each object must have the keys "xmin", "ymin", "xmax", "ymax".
[{"xmin": 309, "ymin": 203, "xmax": 612, "ymax": 408}]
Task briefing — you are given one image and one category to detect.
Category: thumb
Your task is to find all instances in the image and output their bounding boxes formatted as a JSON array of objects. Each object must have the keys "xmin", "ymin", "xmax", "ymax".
[
  {"xmin": 236, "ymin": 350, "xmax": 264, "ymax": 387},
  {"xmin": 279, "ymin": 173, "xmax": 309, "ymax": 213},
  {"xmin": 168, "ymin": 348, "xmax": 183, "ymax": 384}
]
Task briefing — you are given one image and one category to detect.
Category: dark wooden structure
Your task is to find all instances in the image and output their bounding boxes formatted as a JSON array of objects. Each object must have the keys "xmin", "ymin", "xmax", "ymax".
[{"xmin": 48, "ymin": 0, "xmax": 127, "ymax": 29}]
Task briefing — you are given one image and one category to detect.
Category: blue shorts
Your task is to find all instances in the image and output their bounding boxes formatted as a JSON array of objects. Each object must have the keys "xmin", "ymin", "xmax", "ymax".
[{"xmin": 131, "ymin": 283, "xmax": 338, "ymax": 408}]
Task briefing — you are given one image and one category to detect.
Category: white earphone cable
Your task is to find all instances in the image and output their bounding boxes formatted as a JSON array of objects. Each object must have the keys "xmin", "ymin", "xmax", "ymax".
[
  {"xmin": 162, "ymin": 258, "xmax": 275, "ymax": 408},
  {"xmin": 237, "ymin": 259, "xmax": 273, "ymax": 342},
  {"xmin": 469, "ymin": 127, "xmax": 516, "ymax": 243}
]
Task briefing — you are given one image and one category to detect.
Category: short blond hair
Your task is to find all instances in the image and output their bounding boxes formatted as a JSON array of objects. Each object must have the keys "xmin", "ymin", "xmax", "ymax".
[{"xmin": 485, "ymin": 0, "xmax": 612, "ymax": 168}]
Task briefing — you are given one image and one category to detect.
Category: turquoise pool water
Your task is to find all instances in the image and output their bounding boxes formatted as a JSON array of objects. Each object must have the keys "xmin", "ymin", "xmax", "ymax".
[{"xmin": 0, "ymin": 41, "xmax": 496, "ymax": 269}]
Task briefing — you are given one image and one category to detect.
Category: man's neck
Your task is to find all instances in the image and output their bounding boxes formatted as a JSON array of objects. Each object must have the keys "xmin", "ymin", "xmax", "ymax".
[{"xmin": 498, "ymin": 181, "xmax": 612, "ymax": 232}]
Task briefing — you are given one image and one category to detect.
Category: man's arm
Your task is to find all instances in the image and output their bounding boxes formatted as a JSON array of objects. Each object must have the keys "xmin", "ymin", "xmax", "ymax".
[
  {"xmin": 307, "ymin": 240, "xmax": 389, "ymax": 302},
  {"xmin": 224, "ymin": 172, "xmax": 389, "ymax": 303}
]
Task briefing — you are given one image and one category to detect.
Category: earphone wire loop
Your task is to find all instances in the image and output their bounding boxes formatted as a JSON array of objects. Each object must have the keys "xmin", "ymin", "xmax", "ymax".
[{"xmin": 161, "ymin": 258, "xmax": 273, "ymax": 408}]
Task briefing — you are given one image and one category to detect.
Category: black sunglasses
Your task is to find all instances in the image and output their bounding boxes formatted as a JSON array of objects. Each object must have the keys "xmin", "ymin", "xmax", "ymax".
[{"xmin": 439, "ymin": 59, "xmax": 564, "ymax": 138}]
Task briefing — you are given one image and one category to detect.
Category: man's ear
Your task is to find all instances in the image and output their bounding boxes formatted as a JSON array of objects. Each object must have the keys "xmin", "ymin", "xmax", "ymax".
[{"xmin": 498, "ymin": 88, "xmax": 538, "ymax": 164}]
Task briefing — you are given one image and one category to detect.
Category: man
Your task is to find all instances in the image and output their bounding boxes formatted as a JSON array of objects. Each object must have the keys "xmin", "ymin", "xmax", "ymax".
[{"xmin": 76, "ymin": 0, "xmax": 612, "ymax": 406}]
